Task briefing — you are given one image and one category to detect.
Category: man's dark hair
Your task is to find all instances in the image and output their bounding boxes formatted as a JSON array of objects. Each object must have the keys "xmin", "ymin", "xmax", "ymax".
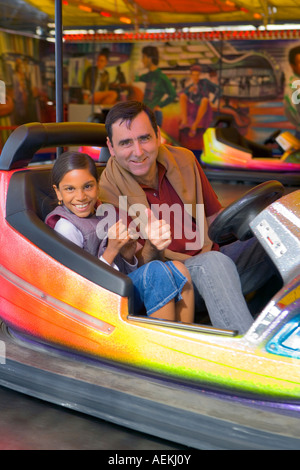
[
  {"xmin": 105, "ymin": 100, "xmax": 158, "ymax": 142},
  {"xmin": 142, "ymin": 46, "xmax": 159, "ymax": 66},
  {"xmin": 98, "ymin": 47, "xmax": 110, "ymax": 60}
]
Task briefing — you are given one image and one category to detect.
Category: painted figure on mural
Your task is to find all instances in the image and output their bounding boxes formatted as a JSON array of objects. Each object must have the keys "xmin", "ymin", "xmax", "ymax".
[
  {"xmin": 284, "ymin": 45, "xmax": 300, "ymax": 137},
  {"xmin": 135, "ymin": 45, "xmax": 176, "ymax": 126},
  {"xmin": 110, "ymin": 65, "xmax": 129, "ymax": 101},
  {"xmin": 12, "ymin": 58, "xmax": 39, "ymax": 125},
  {"xmin": 0, "ymin": 79, "xmax": 13, "ymax": 117},
  {"xmin": 12, "ymin": 59, "xmax": 28, "ymax": 124},
  {"xmin": 179, "ymin": 64, "xmax": 220, "ymax": 138},
  {"xmin": 113, "ymin": 65, "xmax": 126, "ymax": 86},
  {"xmin": 1, "ymin": 57, "xmax": 23, "ymax": 149},
  {"xmin": 83, "ymin": 48, "xmax": 118, "ymax": 105}
]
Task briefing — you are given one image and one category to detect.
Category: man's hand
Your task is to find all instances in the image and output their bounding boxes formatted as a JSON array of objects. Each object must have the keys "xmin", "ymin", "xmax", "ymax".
[
  {"xmin": 137, "ymin": 209, "xmax": 172, "ymax": 265},
  {"xmin": 144, "ymin": 208, "xmax": 171, "ymax": 251}
]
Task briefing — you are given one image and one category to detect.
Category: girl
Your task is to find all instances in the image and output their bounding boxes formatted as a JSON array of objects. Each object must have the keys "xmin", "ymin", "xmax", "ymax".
[{"xmin": 45, "ymin": 151, "xmax": 194, "ymax": 323}]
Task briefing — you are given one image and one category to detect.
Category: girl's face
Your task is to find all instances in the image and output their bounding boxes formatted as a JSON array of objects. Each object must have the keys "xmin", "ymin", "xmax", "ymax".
[{"xmin": 53, "ymin": 168, "xmax": 98, "ymax": 218}]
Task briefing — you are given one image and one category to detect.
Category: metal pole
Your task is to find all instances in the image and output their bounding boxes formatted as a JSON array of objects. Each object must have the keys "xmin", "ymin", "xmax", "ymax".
[
  {"xmin": 217, "ymin": 35, "xmax": 224, "ymax": 115},
  {"xmin": 55, "ymin": 0, "xmax": 64, "ymax": 156}
]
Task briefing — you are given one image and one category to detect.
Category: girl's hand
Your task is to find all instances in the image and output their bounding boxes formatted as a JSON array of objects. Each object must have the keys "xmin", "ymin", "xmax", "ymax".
[
  {"xmin": 119, "ymin": 237, "xmax": 137, "ymax": 263},
  {"xmin": 102, "ymin": 220, "xmax": 137, "ymax": 265}
]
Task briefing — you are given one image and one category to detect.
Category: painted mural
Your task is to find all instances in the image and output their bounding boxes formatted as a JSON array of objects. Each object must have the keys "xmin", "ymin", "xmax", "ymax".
[
  {"xmin": 1, "ymin": 30, "xmax": 300, "ymax": 156},
  {"xmin": 0, "ymin": 32, "xmax": 44, "ymax": 148},
  {"xmin": 129, "ymin": 40, "xmax": 294, "ymax": 152}
]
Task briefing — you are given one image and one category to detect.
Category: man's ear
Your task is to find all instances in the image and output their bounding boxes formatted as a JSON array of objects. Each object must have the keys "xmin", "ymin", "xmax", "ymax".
[
  {"xmin": 157, "ymin": 125, "xmax": 162, "ymax": 146},
  {"xmin": 106, "ymin": 137, "xmax": 114, "ymax": 156}
]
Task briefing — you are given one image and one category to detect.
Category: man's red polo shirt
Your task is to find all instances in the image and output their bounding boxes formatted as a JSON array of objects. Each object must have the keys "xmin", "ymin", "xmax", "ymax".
[{"xmin": 140, "ymin": 161, "xmax": 221, "ymax": 255}]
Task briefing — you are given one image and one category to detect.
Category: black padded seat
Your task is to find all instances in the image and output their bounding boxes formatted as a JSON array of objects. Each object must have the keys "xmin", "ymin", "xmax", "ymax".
[
  {"xmin": 216, "ymin": 127, "xmax": 273, "ymax": 159},
  {"xmin": 5, "ymin": 165, "xmax": 133, "ymax": 303}
]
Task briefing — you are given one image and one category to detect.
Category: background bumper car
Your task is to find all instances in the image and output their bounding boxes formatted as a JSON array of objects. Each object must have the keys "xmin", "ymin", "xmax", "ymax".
[{"xmin": 202, "ymin": 115, "xmax": 300, "ymax": 185}]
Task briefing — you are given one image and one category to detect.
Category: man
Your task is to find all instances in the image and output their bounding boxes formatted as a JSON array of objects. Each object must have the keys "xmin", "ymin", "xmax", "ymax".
[
  {"xmin": 99, "ymin": 100, "xmax": 279, "ymax": 331},
  {"xmin": 135, "ymin": 46, "xmax": 176, "ymax": 126},
  {"xmin": 83, "ymin": 48, "xmax": 117, "ymax": 105},
  {"xmin": 0, "ymin": 80, "xmax": 14, "ymax": 115}
]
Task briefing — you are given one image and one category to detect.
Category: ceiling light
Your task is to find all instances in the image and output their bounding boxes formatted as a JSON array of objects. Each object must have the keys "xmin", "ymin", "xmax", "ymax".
[
  {"xmin": 78, "ymin": 5, "xmax": 92, "ymax": 12},
  {"xmin": 119, "ymin": 17, "xmax": 131, "ymax": 24}
]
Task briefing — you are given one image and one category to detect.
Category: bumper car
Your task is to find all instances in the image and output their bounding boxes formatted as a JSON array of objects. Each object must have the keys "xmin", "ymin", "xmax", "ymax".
[
  {"xmin": 0, "ymin": 122, "xmax": 299, "ymax": 450},
  {"xmin": 201, "ymin": 116, "xmax": 300, "ymax": 185}
]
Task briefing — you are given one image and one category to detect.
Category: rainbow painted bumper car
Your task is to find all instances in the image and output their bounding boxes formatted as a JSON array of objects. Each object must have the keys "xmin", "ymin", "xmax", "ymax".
[
  {"xmin": 202, "ymin": 117, "xmax": 300, "ymax": 184},
  {"xmin": 0, "ymin": 122, "xmax": 300, "ymax": 450}
]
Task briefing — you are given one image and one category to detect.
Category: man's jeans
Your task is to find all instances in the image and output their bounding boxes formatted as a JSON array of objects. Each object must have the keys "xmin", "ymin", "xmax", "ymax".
[
  {"xmin": 184, "ymin": 238, "xmax": 279, "ymax": 334},
  {"xmin": 220, "ymin": 238, "xmax": 279, "ymax": 296}
]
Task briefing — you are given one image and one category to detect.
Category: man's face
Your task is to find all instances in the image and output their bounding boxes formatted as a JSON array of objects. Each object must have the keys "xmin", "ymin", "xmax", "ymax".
[
  {"xmin": 107, "ymin": 111, "xmax": 161, "ymax": 181},
  {"xmin": 142, "ymin": 54, "xmax": 151, "ymax": 69},
  {"xmin": 191, "ymin": 70, "xmax": 200, "ymax": 83},
  {"xmin": 97, "ymin": 54, "xmax": 108, "ymax": 70},
  {"xmin": 292, "ymin": 54, "xmax": 300, "ymax": 77}
]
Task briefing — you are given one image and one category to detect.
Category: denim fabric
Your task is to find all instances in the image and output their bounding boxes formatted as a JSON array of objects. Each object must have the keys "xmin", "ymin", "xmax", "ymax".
[
  {"xmin": 128, "ymin": 260, "xmax": 187, "ymax": 317},
  {"xmin": 184, "ymin": 250, "xmax": 254, "ymax": 334}
]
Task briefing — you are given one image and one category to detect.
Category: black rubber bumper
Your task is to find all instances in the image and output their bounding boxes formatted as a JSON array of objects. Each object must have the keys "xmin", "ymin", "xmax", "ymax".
[{"xmin": 204, "ymin": 168, "xmax": 300, "ymax": 186}]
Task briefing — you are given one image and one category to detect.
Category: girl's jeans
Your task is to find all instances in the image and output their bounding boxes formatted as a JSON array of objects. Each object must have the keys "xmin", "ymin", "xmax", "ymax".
[{"xmin": 129, "ymin": 260, "xmax": 187, "ymax": 317}]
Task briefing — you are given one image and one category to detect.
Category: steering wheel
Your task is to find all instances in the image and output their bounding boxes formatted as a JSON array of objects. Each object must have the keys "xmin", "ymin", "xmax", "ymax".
[
  {"xmin": 208, "ymin": 180, "xmax": 285, "ymax": 244},
  {"xmin": 263, "ymin": 129, "xmax": 281, "ymax": 145}
]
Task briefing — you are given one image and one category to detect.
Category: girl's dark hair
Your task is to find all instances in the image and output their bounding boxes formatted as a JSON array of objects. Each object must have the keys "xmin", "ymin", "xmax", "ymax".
[
  {"xmin": 105, "ymin": 100, "xmax": 158, "ymax": 142},
  {"xmin": 52, "ymin": 151, "xmax": 99, "ymax": 187}
]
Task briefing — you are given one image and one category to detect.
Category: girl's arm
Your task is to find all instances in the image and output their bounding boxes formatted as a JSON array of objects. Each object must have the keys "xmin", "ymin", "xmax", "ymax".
[{"xmin": 54, "ymin": 218, "xmax": 84, "ymax": 247}]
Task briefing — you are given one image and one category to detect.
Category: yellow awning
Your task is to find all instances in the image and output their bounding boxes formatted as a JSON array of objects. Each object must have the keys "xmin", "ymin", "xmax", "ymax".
[{"xmin": 22, "ymin": 0, "xmax": 300, "ymax": 29}]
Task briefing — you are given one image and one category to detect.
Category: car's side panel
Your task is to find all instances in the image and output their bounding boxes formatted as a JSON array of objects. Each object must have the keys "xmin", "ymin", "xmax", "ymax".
[{"xmin": 0, "ymin": 169, "xmax": 300, "ymax": 399}]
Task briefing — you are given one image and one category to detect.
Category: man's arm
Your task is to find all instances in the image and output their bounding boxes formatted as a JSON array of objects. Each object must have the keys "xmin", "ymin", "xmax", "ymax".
[
  {"xmin": 159, "ymin": 74, "xmax": 177, "ymax": 108},
  {"xmin": 136, "ymin": 239, "xmax": 165, "ymax": 265},
  {"xmin": 194, "ymin": 159, "xmax": 223, "ymax": 216}
]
